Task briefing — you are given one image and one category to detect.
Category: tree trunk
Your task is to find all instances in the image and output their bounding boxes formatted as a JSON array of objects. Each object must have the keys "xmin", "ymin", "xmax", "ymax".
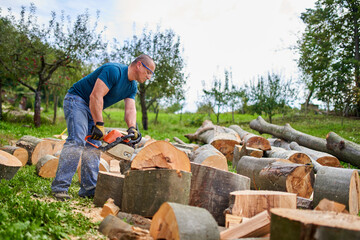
[
  {"xmin": 0, "ymin": 146, "xmax": 28, "ymax": 166},
  {"xmin": 189, "ymin": 162, "xmax": 250, "ymax": 226},
  {"xmin": 188, "ymin": 144, "xmax": 228, "ymax": 171},
  {"xmin": 122, "ymin": 169, "xmax": 191, "ymax": 217},
  {"xmin": 0, "ymin": 78, "xmax": 2, "ymax": 121},
  {"xmin": 270, "ymin": 208, "xmax": 360, "ymax": 240},
  {"xmin": 16, "ymin": 135, "xmax": 53, "ymax": 165},
  {"xmin": 229, "ymin": 125, "xmax": 271, "ymax": 150},
  {"xmin": 266, "ymin": 146, "xmax": 311, "ymax": 164},
  {"xmin": 34, "ymin": 90, "xmax": 41, "ymax": 127},
  {"xmin": 139, "ymin": 83, "xmax": 148, "ymax": 130},
  {"xmin": 268, "ymin": 138, "xmax": 291, "ymax": 150},
  {"xmin": 52, "ymin": 94, "xmax": 58, "ymax": 124},
  {"xmin": 36, "ymin": 154, "xmax": 59, "ymax": 178},
  {"xmin": 93, "ymin": 171, "xmax": 124, "ymax": 208},
  {"xmin": 150, "ymin": 202, "xmax": 220, "ymax": 240},
  {"xmin": 0, "ymin": 150, "xmax": 22, "ymax": 180}
]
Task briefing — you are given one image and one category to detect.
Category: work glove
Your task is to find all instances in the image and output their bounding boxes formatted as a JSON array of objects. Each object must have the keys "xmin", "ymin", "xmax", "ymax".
[
  {"xmin": 127, "ymin": 126, "xmax": 140, "ymax": 140},
  {"xmin": 91, "ymin": 122, "xmax": 105, "ymax": 140}
]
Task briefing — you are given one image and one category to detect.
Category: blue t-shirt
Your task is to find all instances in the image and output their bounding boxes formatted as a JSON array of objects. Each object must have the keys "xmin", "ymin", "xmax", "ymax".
[{"xmin": 68, "ymin": 63, "xmax": 137, "ymax": 109}]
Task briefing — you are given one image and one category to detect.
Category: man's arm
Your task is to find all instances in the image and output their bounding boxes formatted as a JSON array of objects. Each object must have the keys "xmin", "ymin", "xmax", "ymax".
[
  {"xmin": 89, "ymin": 78, "xmax": 109, "ymax": 123},
  {"xmin": 124, "ymin": 98, "xmax": 137, "ymax": 128}
]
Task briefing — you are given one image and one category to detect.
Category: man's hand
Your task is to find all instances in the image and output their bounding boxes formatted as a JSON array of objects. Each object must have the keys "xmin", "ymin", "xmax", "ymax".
[
  {"xmin": 127, "ymin": 126, "xmax": 139, "ymax": 140},
  {"xmin": 91, "ymin": 122, "xmax": 105, "ymax": 140}
]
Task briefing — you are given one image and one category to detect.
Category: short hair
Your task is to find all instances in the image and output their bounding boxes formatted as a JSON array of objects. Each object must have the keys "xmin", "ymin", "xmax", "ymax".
[{"xmin": 131, "ymin": 54, "xmax": 154, "ymax": 66}]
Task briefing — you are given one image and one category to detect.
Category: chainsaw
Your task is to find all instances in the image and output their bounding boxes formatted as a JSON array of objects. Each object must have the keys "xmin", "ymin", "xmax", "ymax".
[{"xmin": 85, "ymin": 129, "xmax": 142, "ymax": 161}]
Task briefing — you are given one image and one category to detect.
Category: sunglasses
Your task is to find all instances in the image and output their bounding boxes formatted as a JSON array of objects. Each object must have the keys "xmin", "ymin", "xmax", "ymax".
[{"xmin": 141, "ymin": 62, "xmax": 154, "ymax": 76}]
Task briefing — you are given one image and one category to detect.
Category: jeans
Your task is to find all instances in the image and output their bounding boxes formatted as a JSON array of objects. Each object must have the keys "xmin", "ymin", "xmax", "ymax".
[{"xmin": 51, "ymin": 93, "xmax": 101, "ymax": 197}]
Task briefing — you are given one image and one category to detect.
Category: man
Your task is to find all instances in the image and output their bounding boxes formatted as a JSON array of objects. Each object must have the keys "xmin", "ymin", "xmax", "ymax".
[{"xmin": 51, "ymin": 54, "xmax": 155, "ymax": 201}]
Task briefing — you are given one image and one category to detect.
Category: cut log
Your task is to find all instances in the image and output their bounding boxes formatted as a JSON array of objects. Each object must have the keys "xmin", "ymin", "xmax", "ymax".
[
  {"xmin": 250, "ymin": 116, "xmax": 360, "ymax": 168},
  {"xmin": 267, "ymin": 138, "xmax": 291, "ymax": 150},
  {"xmin": 289, "ymin": 141, "xmax": 341, "ymax": 168},
  {"xmin": 189, "ymin": 144, "xmax": 228, "ymax": 171},
  {"xmin": 232, "ymin": 144, "xmax": 263, "ymax": 170},
  {"xmin": 190, "ymin": 162, "xmax": 250, "ymax": 226},
  {"xmin": 122, "ymin": 169, "xmax": 191, "ymax": 217},
  {"xmin": 150, "ymin": 202, "xmax": 220, "ymax": 240},
  {"xmin": 229, "ymin": 125, "xmax": 271, "ymax": 150},
  {"xmin": 185, "ymin": 120, "xmax": 240, "ymax": 161},
  {"xmin": 225, "ymin": 214, "xmax": 243, "ymax": 229},
  {"xmin": 42, "ymin": 138, "xmax": 65, "ymax": 155},
  {"xmin": 270, "ymin": 208, "xmax": 360, "ymax": 240},
  {"xmin": 237, "ymin": 156, "xmax": 314, "ymax": 198},
  {"xmin": 36, "ymin": 154, "xmax": 59, "ymax": 178},
  {"xmin": 313, "ymin": 166, "xmax": 360, "ymax": 215},
  {"xmin": 266, "ymin": 146, "xmax": 311, "ymax": 164},
  {"xmin": 116, "ymin": 211, "xmax": 152, "ymax": 230},
  {"xmin": 0, "ymin": 150, "xmax": 22, "ymax": 180},
  {"xmin": 16, "ymin": 135, "xmax": 53, "ymax": 165},
  {"xmin": 109, "ymin": 159, "xmax": 120, "ymax": 173},
  {"xmin": 314, "ymin": 198, "xmax": 348, "ymax": 213},
  {"xmin": 93, "ymin": 171, "xmax": 124, "ymax": 208},
  {"xmin": 0, "ymin": 146, "xmax": 28, "ymax": 166},
  {"xmin": 100, "ymin": 198, "xmax": 120, "ymax": 218},
  {"xmin": 131, "ymin": 140, "xmax": 191, "ymax": 172},
  {"xmin": 230, "ymin": 190, "xmax": 296, "ymax": 218},
  {"xmin": 220, "ymin": 210, "xmax": 271, "ymax": 240}
]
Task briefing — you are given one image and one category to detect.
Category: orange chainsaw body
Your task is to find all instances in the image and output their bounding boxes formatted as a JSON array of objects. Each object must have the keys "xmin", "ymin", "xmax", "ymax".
[{"xmin": 103, "ymin": 130, "xmax": 128, "ymax": 144}]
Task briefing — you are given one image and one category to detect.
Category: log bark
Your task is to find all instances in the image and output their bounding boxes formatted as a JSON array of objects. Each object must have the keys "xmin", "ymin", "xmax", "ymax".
[
  {"xmin": 237, "ymin": 157, "xmax": 314, "ymax": 198},
  {"xmin": 270, "ymin": 208, "xmax": 360, "ymax": 240},
  {"xmin": 190, "ymin": 162, "xmax": 250, "ymax": 226},
  {"xmin": 220, "ymin": 210, "xmax": 271, "ymax": 240},
  {"xmin": 0, "ymin": 145, "xmax": 28, "ymax": 166},
  {"xmin": 297, "ymin": 196, "xmax": 313, "ymax": 209},
  {"xmin": 250, "ymin": 116, "xmax": 360, "ymax": 168},
  {"xmin": 185, "ymin": 120, "xmax": 240, "ymax": 161},
  {"xmin": 230, "ymin": 190, "xmax": 296, "ymax": 218},
  {"xmin": 150, "ymin": 202, "xmax": 220, "ymax": 240},
  {"xmin": 16, "ymin": 135, "xmax": 53, "ymax": 165},
  {"xmin": 313, "ymin": 166, "xmax": 360, "ymax": 215},
  {"xmin": 229, "ymin": 125, "xmax": 271, "ymax": 150},
  {"xmin": 189, "ymin": 144, "xmax": 228, "ymax": 171},
  {"xmin": 36, "ymin": 154, "xmax": 59, "ymax": 178},
  {"xmin": 267, "ymin": 138, "xmax": 291, "ymax": 150},
  {"xmin": 232, "ymin": 144, "xmax": 263, "ymax": 170},
  {"xmin": 131, "ymin": 140, "xmax": 191, "ymax": 172},
  {"xmin": 289, "ymin": 141, "xmax": 341, "ymax": 169},
  {"xmin": 122, "ymin": 169, "xmax": 191, "ymax": 217},
  {"xmin": 266, "ymin": 146, "xmax": 311, "ymax": 164},
  {"xmin": 116, "ymin": 212, "xmax": 152, "ymax": 230},
  {"xmin": 0, "ymin": 150, "xmax": 22, "ymax": 180},
  {"xmin": 93, "ymin": 171, "xmax": 125, "ymax": 208}
]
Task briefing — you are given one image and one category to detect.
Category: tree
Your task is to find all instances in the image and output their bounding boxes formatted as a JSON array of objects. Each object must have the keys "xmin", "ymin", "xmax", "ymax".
[
  {"xmin": 0, "ymin": 4, "xmax": 106, "ymax": 127},
  {"xmin": 297, "ymin": 0, "xmax": 360, "ymax": 116},
  {"xmin": 247, "ymin": 72, "xmax": 295, "ymax": 123},
  {"xmin": 110, "ymin": 26, "xmax": 187, "ymax": 130}
]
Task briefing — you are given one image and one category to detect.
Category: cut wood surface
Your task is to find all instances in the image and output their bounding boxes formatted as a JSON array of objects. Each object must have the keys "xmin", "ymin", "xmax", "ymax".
[
  {"xmin": 131, "ymin": 140, "xmax": 191, "ymax": 172},
  {"xmin": 36, "ymin": 154, "xmax": 59, "ymax": 178},
  {"xmin": 313, "ymin": 166, "xmax": 360, "ymax": 215},
  {"xmin": 230, "ymin": 190, "xmax": 296, "ymax": 218},
  {"xmin": 289, "ymin": 141, "xmax": 341, "ymax": 168},
  {"xmin": 122, "ymin": 169, "xmax": 191, "ymax": 217},
  {"xmin": 270, "ymin": 208, "xmax": 360, "ymax": 240},
  {"xmin": 250, "ymin": 116, "xmax": 360, "ymax": 168},
  {"xmin": 42, "ymin": 138, "xmax": 65, "ymax": 155},
  {"xmin": 189, "ymin": 144, "xmax": 228, "ymax": 171},
  {"xmin": 220, "ymin": 210, "xmax": 271, "ymax": 240},
  {"xmin": 100, "ymin": 198, "xmax": 120, "ymax": 218},
  {"xmin": 266, "ymin": 146, "xmax": 311, "ymax": 164},
  {"xmin": 233, "ymin": 144, "xmax": 263, "ymax": 170},
  {"xmin": 0, "ymin": 145, "xmax": 28, "ymax": 166},
  {"xmin": 229, "ymin": 125, "xmax": 271, "ymax": 151},
  {"xmin": 93, "ymin": 171, "xmax": 124, "ymax": 208},
  {"xmin": 0, "ymin": 150, "xmax": 22, "ymax": 180},
  {"xmin": 225, "ymin": 214, "xmax": 243, "ymax": 229},
  {"xmin": 150, "ymin": 202, "xmax": 220, "ymax": 240},
  {"xmin": 190, "ymin": 162, "xmax": 250, "ymax": 226},
  {"xmin": 237, "ymin": 156, "xmax": 314, "ymax": 198},
  {"xmin": 185, "ymin": 120, "xmax": 240, "ymax": 161},
  {"xmin": 16, "ymin": 135, "xmax": 53, "ymax": 165},
  {"xmin": 109, "ymin": 159, "xmax": 120, "ymax": 173},
  {"xmin": 314, "ymin": 198, "xmax": 348, "ymax": 213}
]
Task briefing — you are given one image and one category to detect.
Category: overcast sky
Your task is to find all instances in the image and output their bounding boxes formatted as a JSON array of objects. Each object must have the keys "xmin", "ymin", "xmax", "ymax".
[{"xmin": 1, "ymin": 0, "xmax": 316, "ymax": 112}]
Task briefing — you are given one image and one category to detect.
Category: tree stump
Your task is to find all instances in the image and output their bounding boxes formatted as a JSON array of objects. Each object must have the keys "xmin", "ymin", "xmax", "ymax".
[
  {"xmin": 230, "ymin": 190, "xmax": 297, "ymax": 218},
  {"xmin": 0, "ymin": 150, "xmax": 22, "ymax": 180},
  {"xmin": 189, "ymin": 144, "xmax": 228, "ymax": 171},
  {"xmin": 270, "ymin": 208, "xmax": 360, "ymax": 240},
  {"xmin": 16, "ymin": 135, "xmax": 53, "ymax": 165},
  {"xmin": 121, "ymin": 169, "xmax": 191, "ymax": 217},
  {"xmin": 150, "ymin": 202, "xmax": 220, "ymax": 240},
  {"xmin": 36, "ymin": 154, "xmax": 59, "ymax": 178},
  {"xmin": 229, "ymin": 125, "xmax": 271, "ymax": 150},
  {"xmin": 93, "ymin": 171, "xmax": 125, "ymax": 208},
  {"xmin": 232, "ymin": 144, "xmax": 263, "ymax": 170},
  {"xmin": 313, "ymin": 166, "xmax": 360, "ymax": 215},
  {"xmin": 131, "ymin": 140, "xmax": 191, "ymax": 172},
  {"xmin": 190, "ymin": 162, "xmax": 250, "ymax": 226},
  {"xmin": 237, "ymin": 156, "xmax": 314, "ymax": 198},
  {"xmin": 266, "ymin": 146, "xmax": 311, "ymax": 164},
  {"xmin": 0, "ymin": 145, "xmax": 28, "ymax": 166}
]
